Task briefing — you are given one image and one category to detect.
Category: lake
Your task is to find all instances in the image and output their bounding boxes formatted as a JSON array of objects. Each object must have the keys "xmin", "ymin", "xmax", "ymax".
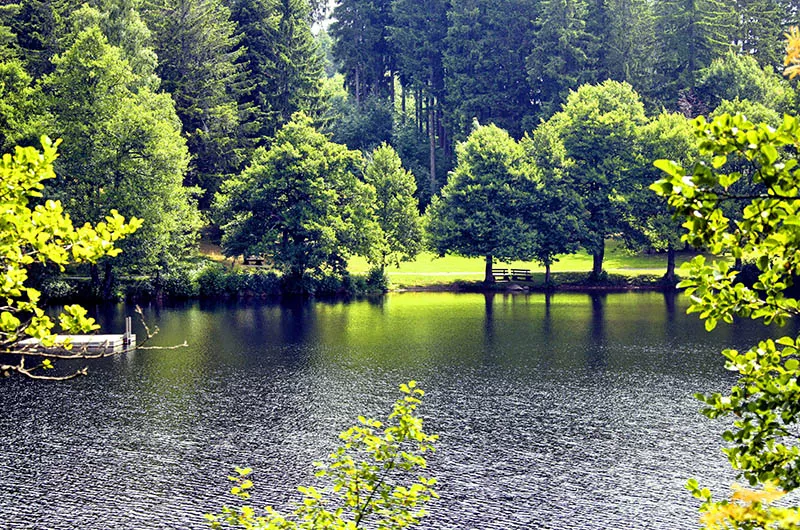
[{"xmin": 0, "ymin": 292, "xmax": 787, "ymax": 529}]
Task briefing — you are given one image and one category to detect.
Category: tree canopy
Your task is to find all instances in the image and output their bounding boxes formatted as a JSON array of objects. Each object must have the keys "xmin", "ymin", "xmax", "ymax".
[{"xmin": 216, "ymin": 112, "xmax": 378, "ymax": 287}]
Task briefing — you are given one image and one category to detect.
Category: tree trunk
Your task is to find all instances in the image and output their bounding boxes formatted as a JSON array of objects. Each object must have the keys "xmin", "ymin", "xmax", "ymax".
[
  {"xmin": 545, "ymin": 261, "xmax": 552, "ymax": 285},
  {"xmin": 90, "ymin": 264, "xmax": 100, "ymax": 293},
  {"xmin": 484, "ymin": 254, "xmax": 494, "ymax": 284},
  {"xmin": 428, "ymin": 99, "xmax": 437, "ymax": 196},
  {"xmin": 102, "ymin": 261, "xmax": 115, "ymax": 300},
  {"xmin": 400, "ymin": 83, "xmax": 406, "ymax": 120},
  {"xmin": 665, "ymin": 244, "xmax": 676, "ymax": 284},
  {"xmin": 592, "ymin": 241, "xmax": 605, "ymax": 279}
]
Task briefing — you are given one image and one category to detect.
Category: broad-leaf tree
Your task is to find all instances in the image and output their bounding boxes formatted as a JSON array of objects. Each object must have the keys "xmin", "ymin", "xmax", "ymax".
[
  {"xmin": 0, "ymin": 138, "xmax": 140, "ymax": 380},
  {"xmin": 207, "ymin": 381, "xmax": 438, "ymax": 530},
  {"xmin": 426, "ymin": 122, "xmax": 537, "ymax": 284},
  {"xmin": 42, "ymin": 24, "xmax": 200, "ymax": 296},
  {"xmin": 628, "ymin": 111, "xmax": 696, "ymax": 282},
  {"xmin": 653, "ymin": 111, "xmax": 800, "ymax": 529},
  {"xmin": 547, "ymin": 80, "xmax": 647, "ymax": 278},
  {"xmin": 363, "ymin": 143, "xmax": 423, "ymax": 272},
  {"xmin": 215, "ymin": 112, "xmax": 378, "ymax": 287}
]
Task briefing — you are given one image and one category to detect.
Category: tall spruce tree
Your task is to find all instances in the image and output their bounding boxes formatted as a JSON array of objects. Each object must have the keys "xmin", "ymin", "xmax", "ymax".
[
  {"xmin": 389, "ymin": 0, "xmax": 450, "ymax": 195},
  {"xmin": 12, "ymin": 0, "xmax": 76, "ymax": 78},
  {"xmin": 733, "ymin": 0, "xmax": 784, "ymax": 68},
  {"xmin": 444, "ymin": 0, "xmax": 537, "ymax": 139},
  {"xmin": 330, "ymin": 0, "xmax": 395, "ymax": 103},
  {"xmin": 526, "ymin": 0, "xmax": 593, "ymax": 120},
  {"xmin": 654, "ymin": 0, "xmax": 735, "ymax": 105},
  {"xmin": 143, "ymin": 0, "xmax": 244, "ymax": 208},
  {"xmin": 229, "ymin": 0, "xmax": 325, "ymax": 144}
]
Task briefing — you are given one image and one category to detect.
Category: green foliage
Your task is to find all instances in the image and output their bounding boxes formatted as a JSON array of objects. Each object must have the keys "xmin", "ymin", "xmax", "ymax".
[
  {"xmin": 143, "ymin": 0, "xmax": 244, "ymax": 208},
  {"xmin": 43, "ymin": 24, "xmax": 201, "ymax": 285},
  {"xmin": 0, "ymin": 58, "xmax": 42, "ymax": 150},
  {"xmin": 653, "ymin": 112, "xmax": 800, "ymax": 526},
  {"xmin": 330, "ymin": 0, "xmax": 394, "ymax": 101},
  {"xmin": 653, "ymin": 0, "xmax": 735, "ymax": 101},
  {"xmin": 425, "ymin": 122, "xmax": 539, "ymax": 282},
  {"xmin": 363, "ymin": 143, "xmax": 423, "ymax": 271},
  {"xmin": 0, "ymin": 137, "xmax": 140, "ymax": 379},
  {"xmin": 330, "ymin": 95, "xmax": 393, "ymax": 152},
  {"xmin": 696, "ymin": 51, "xmax": 794, "ymax": 113},
  {"xmin": 216, "ymin": 112, "xmax": 379, "ymax": 288},
  {"xmin": 444, "ymin": 0, "xmax": 537, "ymax": 139},
  {"xmin": 525, "ymin": 0, "xmax": 592, "ymax": 120},
  {"xmin": 206, "ymin": 381, "xmax": 438, "ymax": 530},
  {"xmin": 627, "ymin": 111, "xmax": 697, "ymax": 279},
  {"xmin": 229, "ymin": 0, "xmax": 325, "ymax": 144},
  {"xmin": 545, "ymin": 80, "xmax": 647, "ymax": 276}
]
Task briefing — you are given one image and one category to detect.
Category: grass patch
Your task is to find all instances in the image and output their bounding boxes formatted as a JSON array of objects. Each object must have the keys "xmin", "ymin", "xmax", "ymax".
[{"xmin": 349, "ymin": 241, "xmax": 698, "ymax": 288}]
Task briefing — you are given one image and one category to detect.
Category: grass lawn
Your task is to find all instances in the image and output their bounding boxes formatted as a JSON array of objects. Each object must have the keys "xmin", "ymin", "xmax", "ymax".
[{"xmin": 348, "ymin": 241, "xmax": 700, "ymax": 288}]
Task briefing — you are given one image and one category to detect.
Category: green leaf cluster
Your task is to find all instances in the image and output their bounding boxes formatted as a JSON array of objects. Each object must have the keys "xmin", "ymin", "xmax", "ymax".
[
  {"xmin": 653, "ymin": 112, "xmax": 800, "ymax": 526},
  {"xmin": 0, "ymin": 137, "xmax": 140, "ymax": 379},
  {"xmin": 206, "ymin": 381, "xmax": 438, "ymax": 530}
]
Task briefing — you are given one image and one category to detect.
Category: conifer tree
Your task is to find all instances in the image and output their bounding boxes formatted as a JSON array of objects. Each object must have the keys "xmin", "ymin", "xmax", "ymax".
[
  {"xmin": 143, "ymin": 0, "xmax": 244, "ymax": 207},
  {"xmin": 229, "ymin": 0, "xmax": 325, "ymax": 144},
  {"xmin": 526, "ymin": 0, "xmax": 592, "ymax": 120},
  {"xmin": 654, "ymin": 0, "xmax": 735, "ymax": 104},
  {"xmin": 330, "ymin": 0, "xmax": 395, "ymax": 102},
  {"xmin": 444, "ymin": 0, "xmax": 537, "ymax": 139}
]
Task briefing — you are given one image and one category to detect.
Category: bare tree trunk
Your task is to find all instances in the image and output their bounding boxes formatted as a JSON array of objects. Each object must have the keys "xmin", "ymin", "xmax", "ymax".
[
  {"xmin": 545, "ymin": 261, "xmax": 552, "ymax": 285},
  {"xmin": 484, "ymin": 254, "xmax": 494, "ymax": 285},
  {"xmin": 429, "ymin": 98, "xmax": 437, "ymax": 196},
  {"xmin": 592, "ymin": 241, "xmax": 605, "ymax": 279},
  {"xmin": 665, "ymin": 244, "xmax": 676, "ymax": 284}
]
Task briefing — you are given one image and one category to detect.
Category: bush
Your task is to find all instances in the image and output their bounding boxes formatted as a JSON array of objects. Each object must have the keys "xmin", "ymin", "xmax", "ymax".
[
  {"xmin": 366, "ymin": 266, "xmax": 390, "ymax": 293},
  {"xmin": 40, "ymin": 277, "xmax": 77, "ymax": 301},
  {"xmin": 244, "ymin": 270, "xmax": 281, "ymax": 296},
  {"xmin": 196, "ymin": 264, "xmax": 230, "ymax": 298},
  {"xmin": 160, "ymin": 267, "xmax": 199, "ymax": 298}
]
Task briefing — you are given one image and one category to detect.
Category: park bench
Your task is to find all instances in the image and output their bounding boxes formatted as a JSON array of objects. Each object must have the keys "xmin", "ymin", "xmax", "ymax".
[
  {"xmin": 243, "ymin": 256, "xmax": 266, "ymax": 266},
  {"xmin": 511, "ymin": 268, "xmax": 533, "ymax": 281},
  {"xmin": 491, "ymin": 268, "xmax": 510, "ymax": 282}
]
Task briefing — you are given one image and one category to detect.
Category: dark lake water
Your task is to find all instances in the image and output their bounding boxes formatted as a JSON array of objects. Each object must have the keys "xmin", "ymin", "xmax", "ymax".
[{"xmin": 0, "ymin": 291, "xmax": 792, "ymax": 529}]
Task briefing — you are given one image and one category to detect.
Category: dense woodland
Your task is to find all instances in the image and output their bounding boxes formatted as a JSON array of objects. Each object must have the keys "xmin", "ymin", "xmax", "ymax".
[{"xmin": 1, "ymin": 0, "xmax": 798, "ymax": 295}]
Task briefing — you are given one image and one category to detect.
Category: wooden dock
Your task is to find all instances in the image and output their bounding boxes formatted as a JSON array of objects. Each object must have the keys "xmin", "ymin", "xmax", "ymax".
[{"xmin": 16, "ymin": 317, "xmax": 137, "ymax": 354}]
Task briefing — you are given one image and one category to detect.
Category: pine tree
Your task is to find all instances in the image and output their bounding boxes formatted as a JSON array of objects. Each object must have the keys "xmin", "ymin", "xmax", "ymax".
[
  {"xmin": 389, "ymin": 0, "xmax": 450, "ymax": 194},
  {"xmin": 733, "ymin": 0, "xmax": 784, "ymax": 68},
  {"xmin": 330, "ymin": 0, "xmax": 395, "ymax": 102},
  {"xmin": 143, "ymin": 0, "xmax": 244, "ymax": 207},
  {"xmin": 11, "ymin": 0, "xmax": 76, "ymax": 78},
  {"xmin": 444, "ymin": 0, "xmax": 537, "ymax": 139}
]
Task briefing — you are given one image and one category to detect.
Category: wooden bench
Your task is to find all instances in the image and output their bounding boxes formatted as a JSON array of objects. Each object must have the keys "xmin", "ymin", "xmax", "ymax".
[
  {"xmin": 491, "ymin": 268, "xmax": 510, "ymax": 282},
  {"xmin": 243, "ymin": 256, "xmax": 266, "ymax": 266},
  {"xmin": 511, "ymin": 268, "xmax": 533, "ymax": 281}
]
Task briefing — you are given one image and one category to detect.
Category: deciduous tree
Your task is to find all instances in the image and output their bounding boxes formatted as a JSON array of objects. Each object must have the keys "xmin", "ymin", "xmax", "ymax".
[
  {"xmin": 215, "ymin": 112, "xmax": 378, "ymax": 287},
  {"xmin": 426, "ymin": 122, "xmax": 537, "ymax": 284},
  {"xmin": 43, "ymin": 25, "xmax": 200, "ymax": 296},
  {"xmin": 0, "ymin": 138, "xmax": 140, "ymax": 380},
  {"xmin": 363, "ymin": 143, "xmax": 423, "ymax": 272}
]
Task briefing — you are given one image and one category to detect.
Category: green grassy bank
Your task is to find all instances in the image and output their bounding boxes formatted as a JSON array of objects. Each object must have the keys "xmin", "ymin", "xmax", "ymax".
[{"xmin": 347, "ymin": 243, "xmax": 695, "ymax": 289}]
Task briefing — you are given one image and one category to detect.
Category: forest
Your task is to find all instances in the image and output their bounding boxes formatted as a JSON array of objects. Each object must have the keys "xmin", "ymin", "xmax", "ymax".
[{"xmin": 0, "ymin": 0, "xmax": 798, "ymax": 296}]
